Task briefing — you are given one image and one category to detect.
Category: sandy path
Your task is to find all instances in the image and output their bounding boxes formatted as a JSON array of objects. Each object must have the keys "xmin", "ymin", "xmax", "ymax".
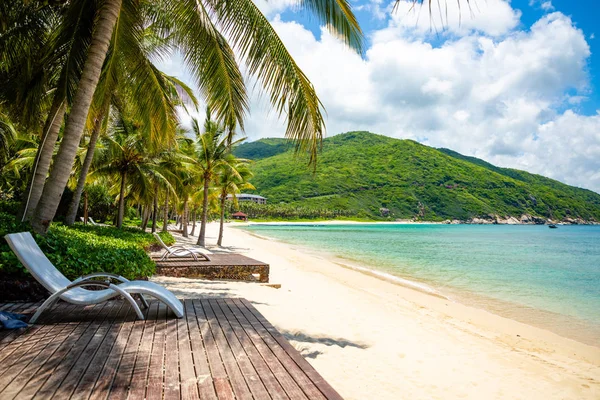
[{"xmin": 151, "ymin": 222, "xmax": 600, "ymax": 399}]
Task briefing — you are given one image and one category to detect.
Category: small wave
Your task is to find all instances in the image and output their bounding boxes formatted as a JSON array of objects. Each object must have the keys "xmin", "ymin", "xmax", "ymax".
[{"xmin": 333, "ymin": 261, "xmax": 450, "ymax": 300}]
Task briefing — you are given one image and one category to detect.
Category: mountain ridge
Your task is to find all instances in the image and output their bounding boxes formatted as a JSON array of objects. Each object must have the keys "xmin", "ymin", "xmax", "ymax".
[{"xmin": 233, "ymin": 131, "xmax": 600, "ymax": 222}]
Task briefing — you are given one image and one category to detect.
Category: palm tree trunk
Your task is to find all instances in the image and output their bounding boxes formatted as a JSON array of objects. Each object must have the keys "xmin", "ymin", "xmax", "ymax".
[
  {"xmin": 141, "ymin": 205, "xmax": 150, "ymax": 231},
  {"xmin": 217, "ymin": 194, "xmax": 226, "ymax": 246},
  {"xmin": 197, "ymin": 173, "xmax": 210, "ymax": 246},
  {"xmin": 151, "ymin": 186, "xmax": 158, "ymax": 233},
  {"xmin": 64, "ymin": 114, "xmax": 103, "ymax": 225},
  {"xmin": 21, "ymin": 98, "xmax": 66, "ymax": 221},
  {"xmin": 182, "ymin": 199, "xmax": 189, "ymax": 238},
  {"xmin": 31, "ymin": 0, "xmax": 123, "ymax": 234},
  {"xmin": 162, "ymin": 190, "xmax": 169, "ymax": 232},
  {"xmin": 117, "ymin": 170, "xmax": 127, "ymax": 229},
  {"xmin": 190, "ymin": 209, "xmax": 196, "ymax": 236}
]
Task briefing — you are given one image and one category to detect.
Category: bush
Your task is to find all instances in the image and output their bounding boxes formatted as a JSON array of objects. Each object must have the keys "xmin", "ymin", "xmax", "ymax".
[
  {"xmin": 0, "ymin": 200, "xmax": 20, "ymax": 215},
  {"xmin": 0, "ymin": 213, "xmax": 175, "ymax": 280}
]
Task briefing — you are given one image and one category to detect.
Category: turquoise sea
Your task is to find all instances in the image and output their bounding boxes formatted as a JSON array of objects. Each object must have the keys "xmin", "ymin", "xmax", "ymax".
[{"xmin": 242, "ymin": 224, "xmax": 600, "ymax": 345}]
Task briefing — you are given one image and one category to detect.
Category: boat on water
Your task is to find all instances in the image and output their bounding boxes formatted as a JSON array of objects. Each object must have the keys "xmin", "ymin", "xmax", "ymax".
[{"xmin": 548, "ymin": 224, "xmax": 558, "ymax": 229}]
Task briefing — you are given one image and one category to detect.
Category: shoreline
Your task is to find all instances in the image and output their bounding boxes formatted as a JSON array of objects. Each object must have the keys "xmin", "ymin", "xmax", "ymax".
[
  {"xmin": 239, "ymin": 219, "xmax": 600, "ymax": 226},
  {"xmin": 156, "ymin": 222, "xmax": 600, "ymax": 399},
  {"xmin": 241, "ymin": 226, "xmax": 600, "ymax": 347}
]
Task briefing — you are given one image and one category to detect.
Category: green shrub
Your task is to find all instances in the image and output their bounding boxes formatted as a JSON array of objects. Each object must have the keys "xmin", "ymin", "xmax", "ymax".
[
  {"xmin": 0, "ymin": 213, "xmax": 175, "ymax": 280},
  {"xmin": 0, "ymin": 201, "xmax": 20, "ymax": 215}
]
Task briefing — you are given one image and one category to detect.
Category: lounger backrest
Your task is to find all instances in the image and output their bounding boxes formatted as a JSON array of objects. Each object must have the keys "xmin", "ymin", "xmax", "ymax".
[
  {"xmin": 153, "ymin": 232, "xmax": 170, "ymax": 252},
  {"xmin": 89, "ymin": 218, "xmax": 97, "ymax": 225},
  {"xmin": 4, "ymin": 232, "xmax": 71, "ymax": 294}
]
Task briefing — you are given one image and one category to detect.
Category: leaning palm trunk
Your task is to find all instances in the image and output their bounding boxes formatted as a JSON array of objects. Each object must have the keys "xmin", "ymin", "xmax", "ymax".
[
  {"xmin": 151, "ymin": 187, "xmax": 158, "ymax": 233},
  {"xmin": 190, "ymin": 209, "xmax": 196, "ymax": 236},
  {"xmin": 117, "ymin": 170, "xmax": 127, "ymax": 229},
  {"xmin": 197, "ymin": 173, "xmax": 210, "ymax": 246},
  {"xmin": 64, "ymin": 114, "xmax": 104, "ymax": 225},
  {"xmin": 21, "ymin": 98, "xmax": 66, "ymax": 221},
  {"xmin": 162, "ymin": 190, "xmax": 169, "ymax": 232},
  {"xmin": 31, "ymin": 0, "xmax": 123, "ymax": 234},
  {"xmin": 217, "ymin": 194, "xmax": 226, "ymax": 246},
  {"xmin": 141, "ymin": 205, "xmax": 150, "ymax": 231},
  {"xmin": 182, "ymin": 199, "xmax": 189, "ymax": 238}
]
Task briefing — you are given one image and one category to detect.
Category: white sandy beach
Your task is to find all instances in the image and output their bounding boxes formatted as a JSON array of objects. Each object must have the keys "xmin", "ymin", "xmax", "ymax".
[{"xmin": 152, "ymin": 222, "xmax": 600, "ymax": 400}]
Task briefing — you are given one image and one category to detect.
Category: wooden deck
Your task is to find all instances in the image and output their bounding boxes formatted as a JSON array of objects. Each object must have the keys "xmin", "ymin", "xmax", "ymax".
[
  {"xmin": 0, "ymin": 299, "xmax": 342, "ymax": 400},
  {"xmin": 153, "ymin": 254, "xmax": 270, "ymax": 283}
]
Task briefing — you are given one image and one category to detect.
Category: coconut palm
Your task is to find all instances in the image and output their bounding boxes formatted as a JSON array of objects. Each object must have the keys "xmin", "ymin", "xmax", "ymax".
[
  {"xmin": 215, "ymin": 156, "xmax": 254, "ymax": 246},
  {"xmin": 92, "ymin": 114, "xmax": 171, "ymax": 228},
  {"xmin": 191, "ymin": 114, "xmax": 245, "ymax": 246},
  {"xmin": 29, "ymin": 0, "xmax": 363, "ymax": 233}
]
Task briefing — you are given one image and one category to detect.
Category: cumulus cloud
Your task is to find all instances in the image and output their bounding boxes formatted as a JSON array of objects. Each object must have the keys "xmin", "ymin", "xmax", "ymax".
[{"xmin": 379, "ymin": 0, "xmax": 521, "ymax": 37}]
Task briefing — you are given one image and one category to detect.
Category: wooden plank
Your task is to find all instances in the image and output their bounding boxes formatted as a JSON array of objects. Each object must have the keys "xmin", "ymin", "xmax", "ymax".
[
  {"xmin": 20, "ymin": 303, "xmax": 110, "ymax": 400},
  {"xmin": 216, "ymin": 299, "xmax": 288, "ymax": 400},
  {"xmin": 53, "ymin": 301, "xmax": 125, "ymax": 399},
  {"xmin": 0, "ymin": 306, "xmax": 90, "ymax": 399},
  {"xmin": 104, "ymin": 303, "xmax": 149, "ymax": 400},
  {"xmin": 0, "ymin": 304, "xmax": 92, "ymax": 386},
  {"xmin": 202, "ymin": 299, "xmax": 253, "ymax": 400},
  {"xmin": 31, "ymin": 302, "xmax": 116, "ymax": 399},
  {"xmin": 88, "ymin": 305, "xmax": 137, "ymax": 400},
  {"xmin": 0, "ymin": 313, "xmax": 81, "ymax": 398},
  {"xmin": 225, "ymin": 299, "xmax": 308, "ymax": 400},
  {"xmin": 240, "ymin": 299, "xmax": 343, "ymax": 400},
  {"xmin": 163, "ymin": 304, "xmax": 181, "ymax": 400},
  {"xmin": 146, "ymin": 302, "xmax": 168, "ymax": 400},
  {"xmin": 128, "ymin": 301, "xmax": 160, "ymax": 400},
  {"xmin": 209, "ymin": 299, "xmax": 271, "ymax": 399},
  {"xmin": 177, "ymin": 300, "xmax": 200, "ymax": 400},
  {"xmin": 192, "ymin": 299, "xmax": 235, "ymax": 400},
  {"xmin": 70, "ymin": 300, "xmax": 131, "ymax": 400},
  {"xmin": 0, "ymin": 303, "xmax": 77, "ymax": 358},
  {"xmin": 10, "ymin": 304, "xmax": 101, "ymax": 400},
  {"xmin": 184, "ymin": 300, "xmax": 218, "ymax": 400}
]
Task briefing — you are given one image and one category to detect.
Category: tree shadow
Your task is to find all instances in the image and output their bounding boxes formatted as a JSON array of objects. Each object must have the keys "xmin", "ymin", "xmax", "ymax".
[{"xmin": 281, "ymin": 330, "xmax": 369, "ymax": 350}]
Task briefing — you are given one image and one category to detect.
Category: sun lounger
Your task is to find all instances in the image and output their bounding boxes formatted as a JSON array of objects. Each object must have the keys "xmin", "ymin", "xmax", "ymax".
[
  {"xmin": 4, "ymin": 232, "xmax": 184, "ymax": 323},
  {"xmin": 153, "ymin": 232, "xmax": 211, "ymax": 261},
  {"xmin": 79, "ymin": 217, "xmax": 101, "ymax": 226}
]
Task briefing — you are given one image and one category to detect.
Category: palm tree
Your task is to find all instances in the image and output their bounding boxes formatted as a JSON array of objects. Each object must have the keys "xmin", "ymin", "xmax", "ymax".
[
  {"xmin": 92, "ymin": 114, "xmax": 170, "ymax": 228},
  {"xmin": 215, "ymin": 156, "xmax": 254, "ymax": 246},
  {"xmin": 192, "ymin": 114, "xmax": 245, "ymax": 246},
  {"xmin": 0, "ymin": 109, "xmax": 16, "ymax": 168},
  {"xmin": 29, "ymin": 0, "xmax": 363, "ymax": 233}
]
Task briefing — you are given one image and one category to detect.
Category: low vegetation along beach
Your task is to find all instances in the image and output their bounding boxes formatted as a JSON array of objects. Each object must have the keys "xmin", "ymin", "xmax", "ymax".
[{"xmin": 1, "ymin": 0, "xmax": 600, "ymax": 399}]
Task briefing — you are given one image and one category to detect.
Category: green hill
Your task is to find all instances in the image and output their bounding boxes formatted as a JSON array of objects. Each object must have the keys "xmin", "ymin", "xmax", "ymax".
[{"xmin": 234, "ymin": 131, "xmax": 600, "ymax": 222}]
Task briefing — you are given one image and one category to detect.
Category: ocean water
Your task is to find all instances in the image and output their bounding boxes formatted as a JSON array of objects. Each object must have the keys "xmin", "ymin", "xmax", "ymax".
[{"xmin": 242, "ymin": 224, "xmax": 600, "ymax": 345}]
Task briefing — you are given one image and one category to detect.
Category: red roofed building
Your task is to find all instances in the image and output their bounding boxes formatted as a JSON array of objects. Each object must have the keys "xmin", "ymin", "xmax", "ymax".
[{"xmin": 231, "ymin": 211, "xmax": 248, "ymax": 221}]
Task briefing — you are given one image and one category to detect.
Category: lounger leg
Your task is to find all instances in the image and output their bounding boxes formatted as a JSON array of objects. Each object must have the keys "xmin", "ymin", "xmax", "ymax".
[
  {"xmin": 29, "ymin": 291, "xmax": 63, "ymax": 324},
  {"xmin": 109, "ymin": 284, "xmax": 145, "ymax": 320},
  {"xmin": 138, "ymin": 294, "xmax": 150, "ymax": 309}
]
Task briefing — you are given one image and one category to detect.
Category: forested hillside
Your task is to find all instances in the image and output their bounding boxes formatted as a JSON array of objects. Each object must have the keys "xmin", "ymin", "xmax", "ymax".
[{"xmin": 234, "ymin": 132, "xmax": 600, "ymax": 222}]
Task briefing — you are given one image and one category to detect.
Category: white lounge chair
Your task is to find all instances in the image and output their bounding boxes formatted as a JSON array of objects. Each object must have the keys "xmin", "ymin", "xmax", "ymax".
[
  {"xmin": 4, "ymin": 232, "xmax": 184, "ymax": 323},
  {"xmin": 153, "ymin": 232, "xmax": 211, "ymax": 261},
  {"xmin": 79, "ymin": 217, "xmax": 100, "ymax": 226}
]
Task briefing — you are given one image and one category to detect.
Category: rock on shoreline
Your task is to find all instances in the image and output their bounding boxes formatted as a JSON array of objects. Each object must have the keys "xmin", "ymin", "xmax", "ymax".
[{"xmin": 441, "ymin": 214, "xmax": 599, "ymax": 225}]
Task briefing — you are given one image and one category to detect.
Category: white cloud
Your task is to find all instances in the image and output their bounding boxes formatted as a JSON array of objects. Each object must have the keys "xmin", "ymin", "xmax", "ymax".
[
  {"xmin": 380, "ymin": 0, "xmax": 521, "ymax": 38},
  {"xmin": 530, "ymin": 0, "xmax": 555, "ymax": 12}
]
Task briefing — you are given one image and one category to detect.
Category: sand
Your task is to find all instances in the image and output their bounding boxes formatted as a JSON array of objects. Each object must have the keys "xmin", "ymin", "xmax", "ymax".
[{"xmin": 152, "ymin": 222, "xmax": 600, "ymax": 399}]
